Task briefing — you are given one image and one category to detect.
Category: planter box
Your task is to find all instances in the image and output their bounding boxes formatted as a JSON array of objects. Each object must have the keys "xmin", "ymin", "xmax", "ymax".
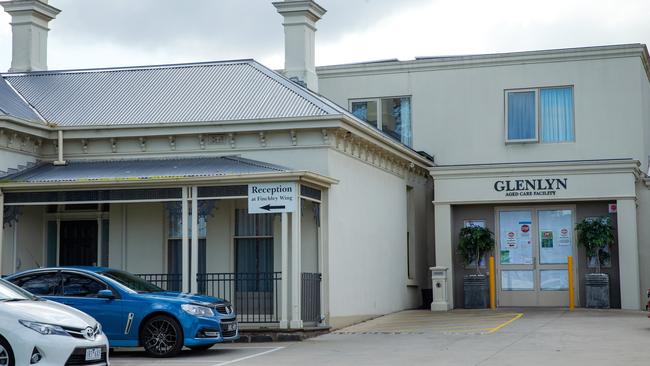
[
  {"xmin": 585, "ymin": 273, "xmax": 610, "ymax": 309},
  {"xmin": 464, "ymin": 274, "xmax": 489, "ymax": 309}
]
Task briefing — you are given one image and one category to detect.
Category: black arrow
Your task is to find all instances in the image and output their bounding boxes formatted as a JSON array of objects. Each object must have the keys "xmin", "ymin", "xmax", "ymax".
[{"xmin": 260, "ymin": 204, "xmax": 286, "ymax": 211}]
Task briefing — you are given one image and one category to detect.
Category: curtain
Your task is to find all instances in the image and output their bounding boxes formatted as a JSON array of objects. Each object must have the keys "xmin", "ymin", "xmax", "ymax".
[
  {"xmin": 540, "ymin": 87, "xmax": 574, "ymax": 142},
  {"xmin": 399, "ymin": 97, "xmax": 412, "ymax": 146},
  {"xmin": 507, "ymin": 91, "xmax": 536, "ymax": 140},
  {"xmin": 351, "ymin": 102, "xmax": 368, "ymax": 122}
]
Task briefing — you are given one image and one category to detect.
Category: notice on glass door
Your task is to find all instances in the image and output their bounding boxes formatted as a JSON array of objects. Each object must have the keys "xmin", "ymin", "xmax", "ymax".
[{"xmin": 499, "ymin": 211, "xmax": 534, "ymax": 265}]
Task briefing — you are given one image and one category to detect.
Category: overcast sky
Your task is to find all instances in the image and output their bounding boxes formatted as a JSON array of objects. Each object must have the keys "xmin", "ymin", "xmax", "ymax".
[{"xmin": 0, "ymin": 0, "xmax": 649, "ymax": 71}]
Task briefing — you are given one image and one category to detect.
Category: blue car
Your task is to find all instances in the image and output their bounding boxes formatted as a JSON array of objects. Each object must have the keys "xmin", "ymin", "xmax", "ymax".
[{"xmin": 6, "ymin": 267, "xmax": 239, "ymax": 357}]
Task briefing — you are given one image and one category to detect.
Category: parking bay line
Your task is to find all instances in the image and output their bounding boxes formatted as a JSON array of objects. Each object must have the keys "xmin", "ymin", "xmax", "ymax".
[
  {"xmin": 486, "ymin": 313, "xmax": 524, "ymax": 333},
  {"xmin": 210, "ymin": 346, "xmax": 285, "ymax": 366}
]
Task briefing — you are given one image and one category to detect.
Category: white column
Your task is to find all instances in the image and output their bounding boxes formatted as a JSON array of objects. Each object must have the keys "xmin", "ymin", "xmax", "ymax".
[
  {"xmin": 0, "ymin": 191, "xmax": 4, "ymax": 276},
  {"xmin": 280, "ymin": 212, "xmax": 289, "ymax": 328},
  {"xmin": 617, "ymin": 198, "xmax": 641, "ymax": 309},
  {"xmin": 181, "ymin": 187, "xmax": 190, "ymax": 293},
  {"xmin": 290, "ymin": 200, "xmax": 303, "ymax": 329},
  {"xmin": 190, "ymin": 186, "xmax": 199, "ymax": 294},
  {"xmin": 434, "ymin": 203, "xmax": 453, "ymax": 310}
]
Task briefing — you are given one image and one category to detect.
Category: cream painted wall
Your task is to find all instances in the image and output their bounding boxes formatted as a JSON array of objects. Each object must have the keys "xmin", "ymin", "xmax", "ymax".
[
  {"xmin": 15, "ymin": 205, "xmax": 44, "ymax": 271},
  {"xmin": 1, "ymin": 224, "xmax": 16, "ymax": 275},
  {"xmin": 108, "ymin": 203, "xmax": 124, "ymax": 269},
  {"xmin": 205, "ymin": 199, "xmax": 234, "ymax": 273},
  {"xmin": 636, "ymin": 184, "xmax": 650, "ymax": 305},
  {"xmin": 319, "ymin": 56, "xmax": 650, "ymax": 172},
  {"xmin": 0, "ymin": 148, "xmax": 37, "ymax": 173},
  {"xmin": 326, "ymin": 149, "xmax": 424, "ymax": 325},
  {"xmin": 124, "ymin": 203, "xmax": 164, "ymax": 274}
]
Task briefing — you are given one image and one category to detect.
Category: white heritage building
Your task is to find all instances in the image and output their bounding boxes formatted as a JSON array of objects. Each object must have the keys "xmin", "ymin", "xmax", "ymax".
[{"xmin": 0, "ymin": 0, "xmax": 648, "ymax": 333}]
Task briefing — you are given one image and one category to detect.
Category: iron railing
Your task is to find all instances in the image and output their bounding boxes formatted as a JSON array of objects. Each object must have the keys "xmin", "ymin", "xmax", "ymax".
[
  {"xmin": 301, "ymin": 272, "xmax": 322, "ymax": 323},
  {"xmin": 136, "ymin": 271, "xmax": 322, "ymax": 325},
  {"xmin": 135, "ymin": 273, "xmax": 182, "ymax": 292},
  {"xmin": 198, "ymin": 272, "xmax": 282, "ymax": 323}
]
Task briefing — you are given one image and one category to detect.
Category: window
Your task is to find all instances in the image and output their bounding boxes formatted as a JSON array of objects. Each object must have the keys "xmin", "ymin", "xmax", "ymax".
[
  {"xmin": 166, "ymin": 206, "xmax": 207, "ymax": 292},
  {"xmin": 506, "ymin": 86, "xmax": 574, "ymax": 143},
  {"xmin": 350, "ymin": 96, "xmax": 412, "ymax": 146},
  {"xmin": 12, "ymin": 272, "xmax": 61, "ymax": 296},
  {"xmin": 234, "ymin": 209, "xmax": 274, "ymax": 292},
  {"xmin": 62, "ymin": 273, "xmax": 107, "ymax": 297}
]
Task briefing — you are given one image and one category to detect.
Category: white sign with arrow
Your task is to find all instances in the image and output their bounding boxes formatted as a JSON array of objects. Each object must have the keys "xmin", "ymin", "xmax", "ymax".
[{"xmin": 248, "ymin": 182, "xmax": 298, "ymax": 214}]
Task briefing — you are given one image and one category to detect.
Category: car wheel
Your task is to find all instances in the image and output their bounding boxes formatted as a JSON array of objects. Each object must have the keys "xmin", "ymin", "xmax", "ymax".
[
  {"xmin": 140, "ymin": 315, "xmax": 184, "ymax": 357},
  {"xmin": 0, "ymin": 337, "xmax": 14, "ymax": 366},
  {"xmin": 188, "ymin": 344, "xmax": 215, "ymax": 352}
]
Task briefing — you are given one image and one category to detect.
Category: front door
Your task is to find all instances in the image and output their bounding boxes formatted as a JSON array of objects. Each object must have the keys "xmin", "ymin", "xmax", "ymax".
[
  {"xmin": 60, "ymin": 220, "xmax": 98, "ymax": 266},
  {"xmin": 496, "ymin": 208, "xmax": 575, "ymax": 307}
]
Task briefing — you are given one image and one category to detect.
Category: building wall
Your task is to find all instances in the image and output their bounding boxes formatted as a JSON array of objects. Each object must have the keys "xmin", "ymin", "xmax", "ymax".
[
  {"xmin": 15, "ymin": 205, "xmax": 44, "ymax": 272},
  {"xmin": 326, "ymin": 148, "xmax": 427, "ymax": 328},
  {"xmin": 636, "ymin": 184, "xmax": 650, "ymax": 304},
  {"xmin": 0, "ymin": 148, "xmax": 38, "ymax": 173},
  {"xmin": 124, "ymin": 203, "xmax": 165, "ymax": 274},
  {"xmin": 319, "ymin": 56, "xmax": 649, "ymax": 171}
]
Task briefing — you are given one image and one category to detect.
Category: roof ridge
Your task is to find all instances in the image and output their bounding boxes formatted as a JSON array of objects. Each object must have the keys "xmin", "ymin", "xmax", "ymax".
[{"xmin": 1, "ymin": 59, "xmax": 258, "ymax": 78}]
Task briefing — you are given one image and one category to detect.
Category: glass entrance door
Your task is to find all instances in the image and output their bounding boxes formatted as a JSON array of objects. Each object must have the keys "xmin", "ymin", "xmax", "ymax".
[{"xmin": 496, "ymin": 208, "xmax": 575, "ymax": 307}]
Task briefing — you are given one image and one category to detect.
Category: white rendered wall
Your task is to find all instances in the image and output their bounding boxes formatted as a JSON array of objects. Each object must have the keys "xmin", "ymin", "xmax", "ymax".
[
  {"xmin": 15, "ymin": 206, "xmax": 44, "ymax": 272},
  {"xmin": 326, "ymin": 149, "xmax": 422, "ymax": 327},
  {"xmin": 319, "ymin": 56, "xmax": 650, "ymax": 172},
  {"xmin": 0, "ymin": 149, "xmax": 38, "ymax": 173},
  {"xmin": 636, "ymin": 184, "xmax": 650, "ymax": 307}
]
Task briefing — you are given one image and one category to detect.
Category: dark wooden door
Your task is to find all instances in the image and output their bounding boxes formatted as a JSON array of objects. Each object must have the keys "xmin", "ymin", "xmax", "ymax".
[{"xmin": 59, "ymin": 220, "xmax": 98, "ymax": 266}]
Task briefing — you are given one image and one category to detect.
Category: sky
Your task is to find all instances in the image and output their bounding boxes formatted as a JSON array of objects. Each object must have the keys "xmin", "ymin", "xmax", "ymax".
[{"xmin": 0, "ymin": 0, "xmax": 649, "ymax": 71}]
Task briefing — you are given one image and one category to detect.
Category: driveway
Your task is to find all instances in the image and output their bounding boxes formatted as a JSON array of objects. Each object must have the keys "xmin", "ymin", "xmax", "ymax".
[{"xmin": 112, "ymin": 309, "xmax": 650, "ymax": 366}]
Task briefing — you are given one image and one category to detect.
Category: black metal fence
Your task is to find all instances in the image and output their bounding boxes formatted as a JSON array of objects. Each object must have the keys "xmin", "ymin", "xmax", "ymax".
[
  {"xmin": 197, "ymin": 272, "xmax": 282, "ymax": 323},
  {"xmin": 136, "ymin": 271, "xmax": 322, "ymax": 325},
  {"xmin": 301, "ymin": 272, "xmax": 322, "ymax": 323},
  {"xmin": 135, "ymin": 273, "xmax": 182, "ymax": 292}
]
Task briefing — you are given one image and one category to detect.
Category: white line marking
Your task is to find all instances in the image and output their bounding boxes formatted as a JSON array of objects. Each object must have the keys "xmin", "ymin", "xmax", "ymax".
[{"xmin": 211, "ymin": 346, "xmax": 285, "ymax": 366}]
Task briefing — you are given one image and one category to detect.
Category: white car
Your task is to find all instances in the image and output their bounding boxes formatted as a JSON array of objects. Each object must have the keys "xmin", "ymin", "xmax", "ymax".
[{"xmin": 0, "ymin": 278, "xmax": 109, "ymax": 366}]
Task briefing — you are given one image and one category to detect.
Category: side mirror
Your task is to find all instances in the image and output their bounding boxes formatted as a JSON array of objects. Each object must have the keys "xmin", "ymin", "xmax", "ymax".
[{"xmin": 97, "ymin": 289, "xmax": 115, "ymax": 299}]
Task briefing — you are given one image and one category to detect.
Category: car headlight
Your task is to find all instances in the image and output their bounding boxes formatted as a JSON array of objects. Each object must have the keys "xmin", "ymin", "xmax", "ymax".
[
  {"xmin": 19, "ymin": 320, "xmax": 69, "ymax": 336},
  {"xmin": 181, "ymin": 304, "xmax": 214, "ymax": 317}
]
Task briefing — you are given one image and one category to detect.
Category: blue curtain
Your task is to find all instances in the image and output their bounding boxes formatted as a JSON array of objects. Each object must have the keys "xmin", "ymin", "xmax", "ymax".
[
  {"xmin": 351, "ymin": 102, "xmax": 368, "ymax": 122},
  {"xmin": 398, "ymin": 97, "xmax": 412, "ymax": 146},
  {"xmin": 540, "ymin": 87, "xmax": 574, "ymax": 142},
  {"xmin": 507, "ymin": 91, "xmax": 536, "ymax": 140}
]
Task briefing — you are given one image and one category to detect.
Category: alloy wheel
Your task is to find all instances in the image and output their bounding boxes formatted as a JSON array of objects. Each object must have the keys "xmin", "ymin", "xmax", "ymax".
[
  {"xmin": 0, "ymin": 344, "xmax": 8, "ymax": 366},
  {"xmin": 143, "ymin": 318, "xmax": 178, "ymax": 356}
]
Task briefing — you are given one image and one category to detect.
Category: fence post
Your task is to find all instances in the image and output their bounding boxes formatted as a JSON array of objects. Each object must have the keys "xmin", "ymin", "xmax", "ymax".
[{"xmin": 568, "ymin": 255, "xmax": 574, "ymax": 311}]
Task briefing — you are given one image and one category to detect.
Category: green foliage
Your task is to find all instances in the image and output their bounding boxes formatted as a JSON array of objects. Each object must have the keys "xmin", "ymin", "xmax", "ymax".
[
  {"xmin": 458, "ymin": 226, "xmax": 495, "ymax": 274},
  {"xmin": 575, "ymin": 217, "xmax": 615, "ymax": 273}
]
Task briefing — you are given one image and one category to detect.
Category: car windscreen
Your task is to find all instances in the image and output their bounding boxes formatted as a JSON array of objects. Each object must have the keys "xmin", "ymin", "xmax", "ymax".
[
  {"xmin": 99, "ymin": 270, "xmax": 165, "ymax": 293},
  {"xmin": 0, "ymin": 278, "xmax": 39, "ymax": 301}
]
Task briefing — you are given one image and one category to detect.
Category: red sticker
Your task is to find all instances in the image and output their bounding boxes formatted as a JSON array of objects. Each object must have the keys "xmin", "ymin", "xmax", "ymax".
[{"xmin": 521, "ymin": 224, "xmax": 530, "ymax": 233}]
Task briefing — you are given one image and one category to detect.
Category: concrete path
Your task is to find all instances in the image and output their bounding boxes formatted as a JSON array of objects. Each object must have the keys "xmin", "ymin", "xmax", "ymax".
[{"xmin": 112, "ymin": 309, "xmax": 650, "ymax": 366}]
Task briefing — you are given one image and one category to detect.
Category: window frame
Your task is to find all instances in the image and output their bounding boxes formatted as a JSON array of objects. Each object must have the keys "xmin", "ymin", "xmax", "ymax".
[
  {"xmin": 504, "ymin": 85, "xmax": 575, "ymax": 144},
  {"xmin": 349, "ymin": 95, "xmax": 413, "ymax": 144}
]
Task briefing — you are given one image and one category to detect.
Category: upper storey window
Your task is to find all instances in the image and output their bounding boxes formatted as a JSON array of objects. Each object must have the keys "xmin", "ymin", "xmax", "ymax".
[
  {"xmin": 350, "ymin": 96, "xmax": 412, "ymax": 147},
  {"xmin": 506, "ymin": 86, "xmax": 574, "ymax": 143}
]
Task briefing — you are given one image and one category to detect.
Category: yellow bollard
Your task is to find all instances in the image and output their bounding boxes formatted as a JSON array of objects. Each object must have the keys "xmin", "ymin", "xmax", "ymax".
[
  {"xmin": 568, "ymin": 255, "xmax": 575, "ymax": 311},
  {"xmin": 489, "ymin": 256, "xmax": 496, "ymax": 309}
]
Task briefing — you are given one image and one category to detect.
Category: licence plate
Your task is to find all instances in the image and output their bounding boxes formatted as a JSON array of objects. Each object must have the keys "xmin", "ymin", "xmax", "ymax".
[
  {"xmin": 224, "ymin": 323, "xmax": 238, "ymax": 332},
  {"xmin": 85, "ymin": 348, "xmax": 102, "ymax": 361}
]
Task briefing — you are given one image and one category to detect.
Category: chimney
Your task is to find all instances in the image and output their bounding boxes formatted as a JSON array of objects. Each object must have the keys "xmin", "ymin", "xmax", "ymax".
[
  {"xmin": 273, "ymin": 0, "xmax": 326, "ymax": 92},
  {"xmin": 1, "ymin": 0, "xmax": 60, "ymax": 72}
]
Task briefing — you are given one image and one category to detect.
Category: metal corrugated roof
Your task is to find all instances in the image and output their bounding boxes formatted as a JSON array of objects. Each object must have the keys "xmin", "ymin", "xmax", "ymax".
[
  {"xmin": 0, "ymin": 78, "xmax": 41, "ymax": 122},
  {"xmin": 0, "ymin": 156, "xmax": 290, "ymax": 183},
  {"xmin": 2, "ymin": 60, "xmax": 342, "ymax": 127}
]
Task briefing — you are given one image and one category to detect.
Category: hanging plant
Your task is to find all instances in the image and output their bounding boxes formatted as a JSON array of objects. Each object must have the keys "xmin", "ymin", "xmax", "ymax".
[
  {"xmin": 575, "ymin": 217, "xmax": 615, "ymax": 273},
  {"xmin": 458, "ymin": 226, "xmax": 495, "ymax": 275}
]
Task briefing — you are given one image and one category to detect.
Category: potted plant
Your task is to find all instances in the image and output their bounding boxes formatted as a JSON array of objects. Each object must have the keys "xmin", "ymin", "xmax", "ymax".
[
  {"xmin": 575, "ymin": 216, "xmax": 615, "ymax": 308},
  {"xmin": 458, "ymin": 226, "xmax": 495, "ymax": 309}
]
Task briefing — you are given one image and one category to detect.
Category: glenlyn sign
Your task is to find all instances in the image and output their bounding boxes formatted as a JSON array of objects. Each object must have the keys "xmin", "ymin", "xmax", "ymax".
[
  {"xmin": 494, "ymin": 178, "xmax": 568, "ymax": 197},
  {"xmin": 248, "ymin": 182, "xmax": 298, "ymax": 214}
]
